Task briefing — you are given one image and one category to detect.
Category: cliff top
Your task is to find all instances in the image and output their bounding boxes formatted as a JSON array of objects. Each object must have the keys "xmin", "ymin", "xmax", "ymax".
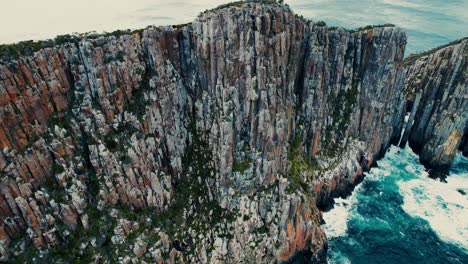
[
  {"xmin": 403, "ymin": 37, "xmax": 467, "ymax": 100},
  {"xmin": 0, "ymin": 0, "xmax": 398, "ymax": 62},
  {"xmin": 404, "ymin": 37, "xmax": 468, "ymax": 66}
]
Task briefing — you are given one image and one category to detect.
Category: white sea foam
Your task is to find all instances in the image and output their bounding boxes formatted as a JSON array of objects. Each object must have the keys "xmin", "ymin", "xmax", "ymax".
[
  {"xmin": 368, "ymin": 167, "xmax": 391, "ymax": 178},
  {"xmin": 323, "ymin": 145, "xmax": 468, "ymax": 253},
  {"xmin": 327, "ymin": 253, "xmax": 352, "ymax": 264},
  {"xmin": 322, "ymin": 198, "xmax": 352, "ymax": 238},
  {"xmin": 322, "ymin": 186, "xmax": 362, "ymax": 238},
  {"xmin": 398, "ymin": 160, "xmax": 468, "ymax": 250},
  {"xmin": 322, "ymin": 148, "xmax": 396, "ymax": 239}
]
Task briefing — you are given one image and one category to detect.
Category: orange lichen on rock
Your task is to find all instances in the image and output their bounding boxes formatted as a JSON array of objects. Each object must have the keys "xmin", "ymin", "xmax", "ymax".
[{"xmin": 277, "ymin": 202, "xmax": 322, "ymax": 261}]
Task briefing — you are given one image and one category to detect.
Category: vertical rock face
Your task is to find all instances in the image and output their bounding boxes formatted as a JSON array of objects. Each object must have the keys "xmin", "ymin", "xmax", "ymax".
[
  {"xmin": 0, "ymin": 2, "xmax": 410, "ymax": 263},
  {"xmin": 401, "ymin": 39, "xmax": 467, "ymax": 171}
]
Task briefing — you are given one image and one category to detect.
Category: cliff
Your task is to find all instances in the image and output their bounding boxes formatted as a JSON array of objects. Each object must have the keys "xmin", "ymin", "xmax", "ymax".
[
  {"xmin": 0, "ymin": 1, "xmax": 418, "ymax": 263},
  {"xmin": 400, "ymin": 38, "xmax": 467, "ymax": 172}
]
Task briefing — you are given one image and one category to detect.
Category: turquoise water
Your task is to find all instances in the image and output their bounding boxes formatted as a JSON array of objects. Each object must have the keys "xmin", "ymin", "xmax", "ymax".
[
  {"xmin": 323, "ymin": 146, "xmax": 468, "ymax": 264},
  {"xmin": 2, "ymin": 1, "xmax": 465, "ymax": 262},
  {"xmin": 310, "ymin": 1, "xmax": 468, "ymax": 262}
]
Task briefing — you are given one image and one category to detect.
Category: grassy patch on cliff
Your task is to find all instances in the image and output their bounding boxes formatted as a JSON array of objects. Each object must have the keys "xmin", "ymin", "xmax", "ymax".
[
  {"xmin": 152, "ymin": 124, "xmax": 235, "ymax": 235},
  {"xmin": 287, "ymin": 130, "xmax": 320, "ymax": 192},
  {"xmin": 232, "ymin": 157, "xmax": 253, "ymax": 174},
  {"xmin": 122, "ymin": 63, "xmax": 152, "ymax": 122},
  {"xmin": 97, "ymin": 123, "xmax": 235, "ymax": 260},
  {"xmin": 323, "ymin": 80, "xmax": 359, "ymax": 157},
  {"xmin": 10, "ymin": 122, "xmax": 234, "ymax": 262}
]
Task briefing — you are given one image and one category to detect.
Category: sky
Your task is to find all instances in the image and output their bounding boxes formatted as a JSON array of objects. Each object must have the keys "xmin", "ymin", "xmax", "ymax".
[
  {"xmin": 0, "ymin": 0, "xmax": 228, "ymax": 44},
  {"xmin": 1, "ymin": 0, "xmax": 467, "ymax": 54}
]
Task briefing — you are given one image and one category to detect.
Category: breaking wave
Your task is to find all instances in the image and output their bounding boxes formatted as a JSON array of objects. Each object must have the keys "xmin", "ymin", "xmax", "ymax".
[{"xmin": 323, "ymin": 146, "xmax": 468, "ymax": 264}]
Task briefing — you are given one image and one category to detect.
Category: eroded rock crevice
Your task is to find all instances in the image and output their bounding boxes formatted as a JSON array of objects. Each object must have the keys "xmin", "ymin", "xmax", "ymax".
[
  {"xmin": 0, "ymin": 2, "xmax": 465, "ymax": 263},
  {"xmin": 400, "ymin": 38, "xmax": 467, "ymax": 174}
]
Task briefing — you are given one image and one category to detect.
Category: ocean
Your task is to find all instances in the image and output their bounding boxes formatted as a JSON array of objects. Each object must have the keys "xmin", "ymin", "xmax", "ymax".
[
  {"xmin": 1, "ymin": 1, "xmax": 466, "ymax": 263},
  {"xmin": 2, "ymin": 0, "xmax": 467, "ymax": 56},
  {"xmin": 322, "ymin": 146, "xmax": 468, "ymax": 264},
  {"xmin": 289, "ymin": 0, "xmax": 468, "ymax": 55},
  {"xmin": 307, "ymin": 1, "xmax": 468, "ymax": 263}
]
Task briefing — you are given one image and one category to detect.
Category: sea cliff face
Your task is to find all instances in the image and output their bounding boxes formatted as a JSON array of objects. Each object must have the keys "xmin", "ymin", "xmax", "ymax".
[
  {"xmin": 401, "ymin": 39, "xmax": 467, "ymax": 172},
  {"xmin": 1, "ymin": 1, "xmax": 461, "ymax": 263}
]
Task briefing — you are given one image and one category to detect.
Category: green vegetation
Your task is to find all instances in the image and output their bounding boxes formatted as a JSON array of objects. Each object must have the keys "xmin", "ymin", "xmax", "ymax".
[
  {"xmin": 0, "ymin": 40, "xmax": 55, "ymax": 61},
  {"xmin": 51, "ymin": 161, "xmax": 65, "ymax": 174},
  {"xmin": 123, "ymin": 66, "xmax": 152, "ymax": 122},
  {"xmin": 8, "ymin": 96, "xmax": 120, "ymax": 263},
  {"xmin": 404, "ymin": 37, "xmax": 467, "ymax": 66},
  {"xmin": 48, "ymin": 114, "xmax": 73, "ymax": 131},
  {"xmin": 0, "ymin": 40, "xmax": 49, "ymax": 61},
  {"xmin": 153, "ymin": 124, "xmax": 235, "ymax": 235},
  {"xmin": 256, "ymin": 225, "xmax": 269, "ymax": 234},
  {"xmin": 43, "ymin": 169, "xmax": 66, "ymax": 204},
  {"xmin": 287, "ymin": 129, "xmax": 320, "ymax": 192},
  {"xmin": 323, "ymin": 80, "xmax": 359, "ymax": 157},
  {"xmin": 173, "ymin": 22, "xmax": 192, "ymax": 29},
  {"xmin": 73, "ymin": 123, "xmax": 237, "ymax": 261},
  {"xmin": 0, "ymin": 29, "xmax": 142, "ymax": 62},
  {"xmin": 315, "ymin": 21, "xmax": 327, "ymax": 27},
  {"xmin": 47, "ymin": 207, "xmax": 114, "ymax": 262},
  {"xmin": 103, "ymin": 135, "xmax": 118, "ymax": 151},
  {"xmin": 351, "ymin": 23, "xmax": 395, "ymax": 32},
  {"xmin": 294, "ymin": 13, "xmax": 303, "ymax": 21},
  {"xmin": 115, "ymin": 50, "xmax": 126, "ymax": 62},
  {"xmin": 69, "ymin": 123, "xmax": 235, "ymax": 261},
  {"xmin": 210, "ymin": 0, "xmax": 244, "ymax": 11},
  {"xmin": 0, "ymin": 1, "xmax": 399, "ymax": 63},
  {"xmin": 208, "ymin": 0, "xmax": 280, "ymax": 13},
  {"xmin": 11, "ymin": 179, "xmax": 112, "ymax": 263},
  {"xmin": 232, "ymin": 157, "xmax": 253, "ymax": 174},
  {"xmin": 102, "ymin": 122, "xmax": 139, "ymax": 165}
]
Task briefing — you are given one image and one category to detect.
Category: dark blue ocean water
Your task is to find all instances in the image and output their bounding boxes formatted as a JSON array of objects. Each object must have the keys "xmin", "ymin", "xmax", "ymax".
[
  {"xmin": 323, "ymin": 146, "xmax": 468, "ymax": 264},
  {"xmin": 303, "ymin": 1, "xmax": 468, "ymax": 263},
  {"xmin": 2, "ymin": 1, "xmax": 464, "ymax": 263}
]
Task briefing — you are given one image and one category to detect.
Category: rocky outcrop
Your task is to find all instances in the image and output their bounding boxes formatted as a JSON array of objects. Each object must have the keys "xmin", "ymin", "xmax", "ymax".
[
  {"xmin": 401, "ymin": 38, "xmax": 467, "ymax": 171},
  {"xmin": 0, "ymin": 1, "xmax": 410, "ymax": 263}
]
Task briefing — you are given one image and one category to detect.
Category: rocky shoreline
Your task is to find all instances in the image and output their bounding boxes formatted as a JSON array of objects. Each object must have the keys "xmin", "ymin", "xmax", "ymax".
[
  {"xmin": 0, "ymin": 1, "xmax": 465, "ymax": 263},
  {"xmin": 401, "ymin": 38, "xmax": 467, "ymax": 174}
]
